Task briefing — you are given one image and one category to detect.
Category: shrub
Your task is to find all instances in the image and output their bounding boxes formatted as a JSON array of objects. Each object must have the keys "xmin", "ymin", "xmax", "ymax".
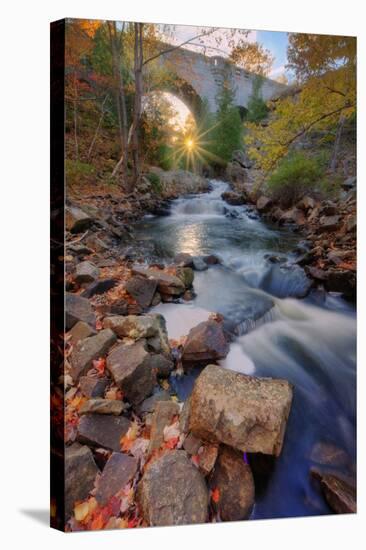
[
  {"xmin": 146, "ymin": 172, "xmax": 163, "ymax": 194},
  {"xmin": 65, "ymin": 160, "xmax": 95, "ymax": 185},
  {"xmin": 267, "ymin": 152, "xmax": 323, "ymax": 207}
]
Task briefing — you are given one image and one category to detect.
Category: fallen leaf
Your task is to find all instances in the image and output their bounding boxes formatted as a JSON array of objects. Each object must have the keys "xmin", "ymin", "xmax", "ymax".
[
  {"xmin": 120, "ymin": 420, "xmax": 140, "ymax": 452},
  {"xmin": 74, "ymin": 501, "xmax": 90, "ymax": 522},
  {"xmin": 211, "ymin": 487, "xmax": 220, "ymax": 504},
  {"xmin": 93, "ymin": 358, "xmax": 106, "ymax": 376}
]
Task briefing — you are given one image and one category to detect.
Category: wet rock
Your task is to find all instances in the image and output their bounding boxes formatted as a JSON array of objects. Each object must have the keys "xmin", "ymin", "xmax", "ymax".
[
  {"xmin": 79, "ymin": 398, "xmax": 125, "ymax": 416},
  {"xmin": 106, "ymin": 340, "xmax": 156, "ymax": 405},
  {"xmin": 310, "ymin": 441, "xmax": 350, "ymax": 468},
  {"xmin": 210, "ymin": 446, "xmax": 255, "ymax": 521},
  {"xmin": 81, "ymin": 278, "xmax": 117, "ymax": 299},
  {"xmin": 148, "ymin": 400, "xmax": 180, "ymax": 453},
  {"xmin": 319, "ymin": 215, "xmax": 341, "ymax": 232},
  {"xmin": 95, "ymin": 452, "xmax": 138, "ymax": 506},
  {"xmin": 260, "ymin": 264, "xmax": 313, "ymax": 298},
  {"xmin": 183, "ymin": 432, "xmax": 202, "ymax": 455},
  {"xmin": 66, "ymin": 293, "xmax": 96, "ymax": 330},
  {"xmin": 66, "ymin": 206, "xmax": 92, "ymax": 233},
  {"xmin": 192, "ymin": 256, "xmax": 208, "ymax": 271},
  {"xmin": 132, "ymin": 265, "xmax": 185, "ymax": 296},
  {"xmin": 311, "ymin": 469, "xmax": 356, "ymax": 514},
  {"xmin": 256, "ymin": 196, "xmax": 272, "ymax": 212},
  {"xmin": 79, "ymin": 376, "xmax": 109, "ymax": 398},
  {"xmin": 77, "ymin": 414, "xmax": 131, "ymax": 451},
  {"xmin": 182, "ymin": 320, "xmax": 229, "ymax": 367},
  {"xmin": 65, "ymin": 443, "xmax": 99, "ymax": 519},
  {"xmin": 325, "ymin": 269, "xmax": 356, "ymax": 299},
  {"xmin": 125, "ymin": 276, "xmax": 158, "ymax": 308},
  {"xmin": 189, "ymin": 364, "xmax": 293, "ymax": 456},
  {"xmin": 70, "ymin": 329, "xmax": 117, "ymax": 381},
  {"xmin": 221, "ymin": 191, "xmax": 245, "ymax": 206},
  {"xmin": 175, "ymin": 267, "xmax": 194, "ymax": 288},
  {"xmin": 203, "ymin": 254, "xmax": 221, "ymax": 265},
  {"xmin": 136, "ymin": 390, "xmax": 171, "ymax": 416},
  {"xmin": 198, "ymin": 443, "xmax": 218, "ymax": 475},
  {"xmin": 174, "ymin": 252, "xmax": 194, "ymax": 267},
  {"xmin": 137, "ymin": 450, "xmax": 208, "ymax": 526},
  {"xmin": 306, "ymin": 266, "xmax": 328, "ymax": 281},
  {"xmin": 149, "ymin": 354, "xmax": 174, "ymax": 378},
  {"xmin": 75, "ymin": 261, "xmax": 99, "ymax": 285},
  {"xmin": 68, "ymin": 321, "xmax": 97, "ymax": 345}
]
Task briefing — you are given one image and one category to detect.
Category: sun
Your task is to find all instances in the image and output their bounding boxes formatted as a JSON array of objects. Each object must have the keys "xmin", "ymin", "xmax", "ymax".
[{"xmin": 185, "ymin": 137, "xmax": 195, "ymax": 151}]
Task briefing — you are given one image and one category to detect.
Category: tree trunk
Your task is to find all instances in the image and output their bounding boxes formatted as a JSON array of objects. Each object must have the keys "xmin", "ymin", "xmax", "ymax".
[
  {"xmin": 131, "ymin": 23, "xmax": 144, "ymax": 187},
  {"xmin": 330, "ymin": 113, "xmax": 346, "ymax": 172},
  {"xmin": 107, "ymin": 21, "xmax": 129, "ymax": 184}
]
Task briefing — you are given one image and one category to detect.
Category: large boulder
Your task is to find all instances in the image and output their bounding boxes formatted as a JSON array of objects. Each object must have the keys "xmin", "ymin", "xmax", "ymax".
[
  {"xmin": 68, "ymin": 321, "xmax": 96, "ymax": 345},
  {"xmin": 77, "ymin": 414, "xmax": 131, "ymax": 451},
  {"xmin": 221, "ymin": 191, "xmax": 246, "ymax": 206},
  {"xmin": 95, "ymin": 452, "xmax": 138, "ymax": 506},
  {"xmin": 148, "ymin": 354, "xmax": 174, "ymax": 378},
  {"xmin": 106, "ymin": 340, "xmax": 156, "ymax": 405},
  {"xmin": 66, "ymin": 206, "xmax": 92, "ymax": 233},
  {"xmin": 75, "ymin": 261, "xmax": 99, "ymax": 284},
  {"xmin": 70, "ymin": 329, "xmax": 117, "ymax": 381},
  {"xmin": 189, "ymin": 364, "xmax": 293, "ymax": 456},
  {"xmin": 79, "ymin": 376, "xmax": 109, "ymax": 398},
  {"xmin": 66, "ymin": 293, "xmax": 96, "ymax": 330},
  {"xmin": 125, "ymin": 275, "xmax": 158, "ymax": 308},
  {"xmin": 132, "ymin": 265, "xmax": 186, "ymax": 296},
  {"xmin": 211, "ymin": 446, "xmax": 255, "ymax": 521},
  {"xmin": 65, "ymin": 444, "xmax": 99, "ymax": 518},
  {"xmin": 137, "ymin": 450, "xmax": 209, "ymax": 526},
  {"xmin": 182, "ymin": 320, "xmax": 229, "ymax": 367},
  {"xmin": 103, "ymin": 314, "xmax": 170, "ymax": 354}
]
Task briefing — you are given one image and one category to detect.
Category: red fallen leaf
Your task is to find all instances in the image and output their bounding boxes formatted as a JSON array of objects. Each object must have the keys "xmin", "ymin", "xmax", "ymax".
[
  {"xmin": 191, "ymin": 454, "xmax": 200, "ymax": 467},
  {"xmin": 90, "ymin": 512, "xmax": 105, "ymax": 530},
  {"xmin": 127, "ymin": 516, "xmax": 140, "ymax": 529},
  {"xmin": 211, "ymin": 487, "xmax": 220, "ymax": 503},
  {"xmin": 93, "ymin": 358, "xmax": 106, "ymax": 376},
  {"xmin": 96, "ymin": 319, "xmax": 103, "ymax": 330}
]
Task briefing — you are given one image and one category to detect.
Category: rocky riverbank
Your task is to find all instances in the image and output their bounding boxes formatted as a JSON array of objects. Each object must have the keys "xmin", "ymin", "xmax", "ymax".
[
  {"xmin": 59, "ymin": 170, "xmax": 356, "ymax": 531},
  {"xmin": 223, "ymin": 153, "xmax": 356, "ymax": 301}
]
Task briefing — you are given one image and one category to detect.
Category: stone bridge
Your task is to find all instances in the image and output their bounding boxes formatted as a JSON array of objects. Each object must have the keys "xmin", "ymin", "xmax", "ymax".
[{"xmin": 152, "ymin": 44, "xmax": 287, "ymax": 117}]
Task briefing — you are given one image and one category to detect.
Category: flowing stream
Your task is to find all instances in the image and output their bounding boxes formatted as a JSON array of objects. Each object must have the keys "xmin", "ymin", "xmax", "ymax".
[{"xmin": 133, "ymin": 180, "xmax": 356, "ymax": 519}]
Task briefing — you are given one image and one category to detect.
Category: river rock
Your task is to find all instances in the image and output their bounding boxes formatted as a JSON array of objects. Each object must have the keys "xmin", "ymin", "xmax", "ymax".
[
  {"xmin": 189, "ymin": 364, "xmax": 293, "ymax": 456},
  {"xmin": 132, "ymin": 265, "xmax": 185, "ymax": 296},
  {"xmin": 182, "ymin": 320, "xmax": 229, "ymax": 367},
  {"xmin": 175, "ymin": 267, "xmax": 194, "ymax": 288},
  {"xmin": 125, "ymin": 275, "xmax": 158, "ymax": 308},
  {"xmin": 319, "ymin": 215, "xmax": 341, "ymax": 232},
  {"xmin": 192, "ymin": 256, "xmax": 208, "ymax": 271},
  {"xmin": 79, "ymin": 398, "xmax": 125, "ymax": 416},
  {"xmin": 70, "ymin": 329, "xmax": 117, "ymax": 381},
  {"xmin": 311, "ymin": 469, "xmax": 356, "ymax": 514},
  {"xmin": 81, "ymin": 278, "xmax": 117, "ymax": 299},
  {"xmin": 137, "ymin": 450, "xmax": 208, "ymax": 526},
  {"xmin": 95, "ymin": 452, "xmax": 138, "ymax": 506},
  {"xmin": 174, "ymin": 252, "xmax": 194, "ymax": 267},
  {"xmin": 325, "ymin": 269, "xmax": 356, "ymax": 298},
  {"xmin": 77, "ymin": 414, "xmax": 131, "ymax": 451},
  {"xmin": 66, "ymin": 205, "xmax": 93, "ymax": 233},
  {"xmin": 148, "ymin": 400, "xmax": 180, "ymax": 453},
  {"xmin": 256, "ymin": 196, "xmax": 273, "ymax": 212},
  {"xmin": 221, "ymin": 191, "xmax": 245, "ymax": 205},
  {"xmin": 149, "ymin": 354, "xmax": 174, "ymax": 378},
  {"xmin": 68, "ymin": 321, "xmax": 96, "ymax": 345},
  {"xmin": 66, "ymin": 293, "xmax": 96, "ymax": 330},
  {"xmin": 79, "ymin": 376, "xmax": 109, "ymax": 398},
  {"xmin": 106, "ymin": 340, "xmax": 156, "ymax": 405},
  {"xmin": 103, "ymin": 314, "xmax": 170, "ymax": 353},
  {"xmin": 183, "ymin": 432, "xmax": 202, "ymax": 455},
  {"xmin": 210, "ymin": 445, "xmax": 255, "ymax": 521},
  {"xmin": 65, "ymin": 443, "xmax": 99, "ymax": 518},
  {"xmin": 136, "ymin": 390, "xmax": 172, "ymax": 416},
  {"xmin": 75, "ymin": 261, "xmax": 100, "ymax": 284},
  {"xmin": 197, "ymin": 443, "xmax": 218, "ymax": 475}
]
